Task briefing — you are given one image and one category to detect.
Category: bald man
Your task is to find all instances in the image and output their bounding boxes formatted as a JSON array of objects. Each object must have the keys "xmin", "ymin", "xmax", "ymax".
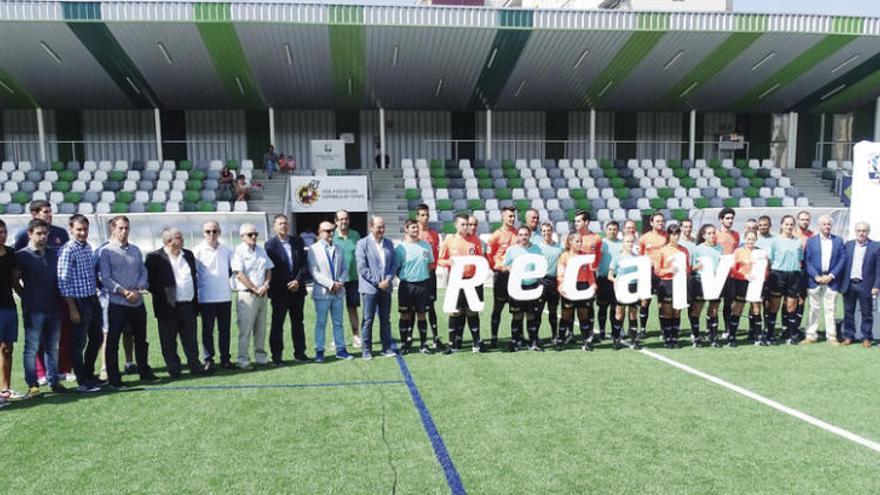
[
  {"xmin": 355, "ymin": 216, "xmax": 397, "ymax": 359},
  {"xmin": 308, "ymin": 221, "xmax": 353, "ymax": 362}
]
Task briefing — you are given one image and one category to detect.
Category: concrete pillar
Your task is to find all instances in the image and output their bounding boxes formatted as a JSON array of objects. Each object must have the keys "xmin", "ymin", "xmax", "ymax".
[
  {"xmin": 589, "ymin": 108, "xmax": 596, "ymax": 160},
  {"xmin": 153, "ymin": 108, "xmax": 163, "ymax": 162},
  {"xmin": 486, "ymin": 109, "xmax": 492, "ymax": 160},
  {"xmin": 786, "ymin": 112, "xmax": 798, "ymax": 169},
  {"xmin": 818, "ymin": 113, "xmax": 826, "ymax": 165},
  {"xmin": 268, "ymin": 107, "xmax": 276, "ymax": 149},
  {"xmin": 688, "ymin": 109, "xmax": 696, "ymax": 162},
  {"xmin": 36, "ymin": 107, "xmax": 46, "ymax": 162},
  {"xmin": 379, "ymin": 107, "xmax": 386, "ymax": 169}
]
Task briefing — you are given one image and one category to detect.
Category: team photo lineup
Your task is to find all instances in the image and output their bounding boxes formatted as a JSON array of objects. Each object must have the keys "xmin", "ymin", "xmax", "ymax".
[{"xmin": 0, "ymin": 201, "xmax": 871, "ymax": 405}]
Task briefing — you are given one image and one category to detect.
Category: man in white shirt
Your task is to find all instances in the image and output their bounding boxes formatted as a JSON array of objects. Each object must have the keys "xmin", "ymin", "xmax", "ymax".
[
  {"xmin": 193, "ymin": 221, "xmax": 234, "ymax": 371},
  {"xmin": 232, "ymin": 223, "xmax": 274, "ymax": 369},
  {"xmin": 145, "ymin": 228, "xmax": 203, "ymax": 378}
]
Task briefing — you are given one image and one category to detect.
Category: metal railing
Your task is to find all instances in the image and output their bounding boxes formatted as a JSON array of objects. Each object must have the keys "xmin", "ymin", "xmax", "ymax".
[
  {"xmin": 1, "ymin": 139, "xmax": 230, "ymax": 163},
  {"xmin": 420, "ymin": 139, "xmax": 751, "ymax": 163},
  {"xmin": 814, "ymin": 140, "xmax": 856, "ymax": 165}
]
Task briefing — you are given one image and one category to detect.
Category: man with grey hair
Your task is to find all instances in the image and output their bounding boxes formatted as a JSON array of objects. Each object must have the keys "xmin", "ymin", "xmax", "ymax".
[
  {"xmin": 193, "ymin": 220, "xmax": 234, "ymax": 371},
  {"xmin": 308, "ymin": 221, "xmax": 353, "ymax": 362},
  {"xmin": 802, "ymin": 215, "xmax": 846, "ymax": 345},
  {"xmin": 146, "ymin": 227, "xmax": 203, "ymax": 378},
  {"xmin": 355, "ymin": 215, "xmax": 396, "ymax": 359},
  {"xmin": 840, "ymin": 221, "xmax": 880, "ymax": 346},
  {"xmin": 231, "ymin": 223, "xmax": 274, "ymax": 369}
]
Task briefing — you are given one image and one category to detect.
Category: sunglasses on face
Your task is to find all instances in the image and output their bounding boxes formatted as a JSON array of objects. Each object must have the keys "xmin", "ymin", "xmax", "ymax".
[
  {"xmin": 321, "ymin": 229, "xmax": 334, "ymax": 233},
  {"xmin": 244, "ymin": 232, "xmax": 258, "ymax": 238},
  {"xmin": 204, "ymin": 230, "xmax": 219, "ymax": 234}
]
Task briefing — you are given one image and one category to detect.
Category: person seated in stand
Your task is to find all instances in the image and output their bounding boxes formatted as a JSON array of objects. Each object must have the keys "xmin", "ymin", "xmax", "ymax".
[
  {"xmin": 234, "ymin": 175, "xmax": 251, "ymax": 202},
  {"xmin": 278, "ymin": 154, "xmax": 297, "ymax": 174},
  {"xmin": 219, "ymin": 166, "xmax": 234, "ymax": 190}
]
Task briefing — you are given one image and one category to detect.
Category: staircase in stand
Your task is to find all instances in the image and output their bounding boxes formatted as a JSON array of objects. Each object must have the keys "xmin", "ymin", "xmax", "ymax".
[{"xmin": 784, "ymin": 169, "xmax": 845, "ymax": 208}]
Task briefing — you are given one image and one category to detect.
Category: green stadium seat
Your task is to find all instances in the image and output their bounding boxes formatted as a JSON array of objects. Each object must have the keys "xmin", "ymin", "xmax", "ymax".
[
  {"xmin": 749, "ymin": 178, "xmax": 764, "ymax": 188},
  {"xmin": 13, "ymin": 191, "xmax": 29, "ymax": 204},
  {"xmin": 650, "ymin": 198, "xmax": 666, "ymax": 209},
  {"xmin": 603, "ymin": 168, "xmax": 618, "ymax": 179},
  {"xmin": 508, "ymin": 178, "xmax": 524, "ymax": 188},
  {"xmin": 694, "ymin": 198, "xmax": 710, "ymax": 209},
  {"xmin": 658, "ymin": 188, "xmax": 673, "ymax": 199},
  {"xmin": 495, "ymin": 188, "xmax": 511, "ymax": 200},
  {"xmin": 407, "ymin": 211, "xmax": 418, "ymax": 221},
  {"xmin": 566, "ymin": 210, "xmax": 577, "ymax": 222},
  {"xmin": 53, "ymin": 181, "xmax": 71, "ymax": 192},
  {"xmin": 514, "ymin": 199, "xmax": 530, "ymax": 210},
  {"xmin": 59, "ymin": 170, "xmax": 76, "ymax": 182},
  {"xmin": 186, "ymin": 180, "xmax": 203, "ymax": 191},
  {"xmin": 610, "ymin": 177, "xmax": 625, "ymax": 189},
  {"xmin": 430, "ymin": 168, "xmax": 446, "ymax": 179},
  {"xmin": 672, "ymin": 209, "xmax": 688, "ymax": 222},
  {"xmin": 183, "ymin": 202, "xmax": 199, "ymax": 212},
  {"xmin": 109, "ymin": 170, "xmax": 126, "ymax": 182},
  {"xmin": 198, "ymin": 201, "xmax": 216, "ymax": 212},
  {"xmin": 433, "ymin": 178, "xmax": 448, "ymax": 188},
  {"xmin": 225, "ymin": 160, "xmax": 238, "ymax": 170},
  {"xmin": 723, "ymin": 198, "xmax": 739, "ymax": 208},
  {"xmin": 673, "ymin": 168, "xmax": 688, "ymax": 179},
  {"xmin": 721, "ymin": 177, "xmax": 736, "ymax": 188},
  {"xmin": 179, "ymin": 160, "xmax": 193, "ymax": 171},
  {"xmin": 600, "ymin": 159, "xmax": 612, "ymax": 168},
  {"xmin": 51, "ymin": 161, "xmax": 64, "ymax": 172},
  {"xmin": 437, "ymin": 199, "xmax": 454, "ymax": 211},
  {"xmin": 709, "ymin": 159, "xmax": 721, "ymax": 168},
  {"xmin": 442, "ymin": 222, "xmax": 456, "ymax": 234},
  {"xmin": 735, "ymin": 159, "xmax": 747, "ymax": 168},
  {"xmin": 614, "ymin": 188, "xmax": 629, "ymax": 200},
  {"xmin": 116, "ymin": 191, "xmax": 134, "ymax": 204},
  {"xmin": 490, "ymin": 222, "xmax": 501, "ymax": 232},
  {"xmin": 147, "ymin": 202, "xmax": 165, "ymax": 212},
  {"xmin": 190, "ymin": 170, "xmax": 206, "ymax": 181},
  {"xmin": 184, "ymin": 190, "xmax": 200, "ymax": 203},
  {"xmin": 668, "ymin": 159, "xmax": 681, "ymax": 168},
  {"xmin": 713, "ymin": 168, "xmax": 729, "ymax": 179},
  {"xmin": 503, "ymin": 169, "xmax": 519, "ymax": 180},
  {"xmin": 467, "ymin": 199, "xmax": 483, "ymax": 210},
  {"xmin": 0, "ymin": 205, "xmax": 5, "ymax": 215},
  {"xmin": 745, "ymin": 187, "xmax": 759, "ymax": 198},
  {"xmin": 478, "ymin": 178, "xmax": 493, "ymax": 189},
  {"xmin": 575, "ymin": 199, "xmax": 591, "ymax": 210},
  {"xmin": 476, "ymin": 169, "xmax": 491, "ymax": 180},
  {"xmin": 501, "ymin": 159, "xmax": 515, "ymax": 169},
  {"xmin": 680, "ymin": 177, "xmax": 696, "ymax": 188},
  {"xmin": 641, "ymin": 209, "xmax": 654, "ymax": 218},
  {"xmin": 110, "ymin": 203, "xmax": 129, "ymax": 213},
  {"xmin": 405, "ymin": 189, "xmax": 420, "ymax": 200},
  {"xmin": 766, "ymin": 198, "xmax": 782, "ymax": 207},
  {"xmin": 570, "ymin": 189, "xmax": 586, "ymax": 200},
  {"xmin": 741, "ymin": 168, "xmax": 756, "ymax": 179},
  {"xmin": 430, "ymin": 159, "xmax": 443, "ymax": 168}
]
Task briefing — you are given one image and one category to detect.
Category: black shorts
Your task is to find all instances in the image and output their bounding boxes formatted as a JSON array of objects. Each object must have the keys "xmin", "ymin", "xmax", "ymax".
[
  {"xmin": 540, "ymin": 276, "xmax": 559, "ymax": 307},
  {"xmin": 399, "ymin": 280, "xmax": 431, "ymax": 313},
  {"xmin": 493, "ymin": 271, "xmax": 509, "ymax": 302},
  {"xmin": 769, "ymin": 270, "xmax": 802, "ymax": 299},
  {"xmin": 656, "ymin": 279, "xmax": 674, "ymax": 303},
  {"xmin": 454, "ymin": 284, "xmax": 484, "ymax": 313},
  {"xmin": 510, "ymin": 282, "xmax": 543, "ymax": 314},
  {"xmin": 561, "ymin": 281, "xmax": 594, "ymax": 310},
  {"xmin": 344, "ymin": 280, "xmax": 360, "ymax": 307},
  {"xmin": 691, "ymin": 276, "xmax": 715, "ymax": 302},
  {"xmin": 427, "ymin": 272, "xmax": 438, "ymax": 302},
  {"xmin": 732, "ymin": 278, "xmax": 751, "ymax": 300},
  {"xmin": 596, "ymin": 276, "xmax": 614, "ymax": 305},
  {"xmin": 616, "ymin": 281, "xmax": 639, "ymax": 307},
  {"xmin": 722, "ymin": 277, "xmax": 736, "ymax": 303}
]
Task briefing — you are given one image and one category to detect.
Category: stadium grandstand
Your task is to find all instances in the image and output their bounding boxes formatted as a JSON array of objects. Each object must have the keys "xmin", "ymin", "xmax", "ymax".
[{"xmin": 4, "ymin": 0, "xmax": 880, "ymax": 493}]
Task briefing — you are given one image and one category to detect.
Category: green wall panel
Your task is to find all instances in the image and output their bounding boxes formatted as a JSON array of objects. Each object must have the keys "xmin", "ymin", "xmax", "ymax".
[
  {"xmin": 194, "ymin": 2, "xmax": 264, "ymax": 109},
  {"xmin": 0, "ymin": 68, "xmax": 38, "ymax": 108},
  {"xmin": 328, "ymin": 5, "xmax": 366, "ymax": 109}
]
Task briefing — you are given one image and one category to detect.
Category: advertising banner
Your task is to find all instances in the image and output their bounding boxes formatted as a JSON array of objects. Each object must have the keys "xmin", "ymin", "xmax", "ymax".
[{"xmin": 289, "ymin": 176, "xmax": 368, "ymax": 212}]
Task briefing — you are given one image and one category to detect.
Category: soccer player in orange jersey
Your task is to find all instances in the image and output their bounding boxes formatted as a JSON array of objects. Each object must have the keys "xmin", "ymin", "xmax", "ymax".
[
  {"xmin": 728, "ymin": 231, "xmax": 769, "ymax": 346},
  {"xmin": 654, "ymin": 224, "xmax": 690, "ymax": 349},
  {"xmin": 438, "ymin": 213, "xmax": 486, "ymax": 354},
  {"xmin": 637, "ymin": 212, "xmax": 668, "ymax": 338},
  {"xmin": 715, "ymin": 207, "xmax": 739, "ymax": 339},
  {"xmin": 557, "ymin": 233, "xmax": 598, "ymax": 351},
  {"xmin": 416, "ymin": 204, "xmax": 443, "ymax": 350},
  {"xmin": 486, "ymin": 207, "xmax": 517, "ymax": 347}
]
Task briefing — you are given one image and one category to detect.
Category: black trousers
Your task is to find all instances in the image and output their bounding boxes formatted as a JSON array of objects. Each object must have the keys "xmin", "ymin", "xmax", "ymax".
[
  {"xmin": 200, "ymin": 301, "xmax": 232, "ymax": 364},
  {"xmin": 106, "ymin": 303, "xmax": 150, "ymax": 383},
  {"xmin": 270, "ymin": 290, "xmax": 307, "ymax": 361},
  {"xmin": 157, "ymin": 302, "xmax": 199, "ymax": 375}
]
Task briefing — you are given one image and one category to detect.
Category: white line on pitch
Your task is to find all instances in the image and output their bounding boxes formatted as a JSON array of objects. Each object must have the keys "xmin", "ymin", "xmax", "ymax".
[{"xmin": 637, "ymin": 348, "xmax": 880, "ymax": 454}]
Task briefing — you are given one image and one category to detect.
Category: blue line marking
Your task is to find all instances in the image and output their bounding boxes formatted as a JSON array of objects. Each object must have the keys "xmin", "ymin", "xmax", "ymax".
[
  {"xmin": 139, "ymin": 380, "xmax": 404, "ymax": 392},
  {"xmin": 393, "ymin": 348, "xmax": 467, "ymax": 495}
]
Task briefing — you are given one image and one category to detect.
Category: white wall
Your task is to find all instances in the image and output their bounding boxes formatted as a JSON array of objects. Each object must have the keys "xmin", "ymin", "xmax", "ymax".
[
  {"xmin": 476, "ymin": 111, "xmax": 545, "ymax": 160},
  {"xmin": 275, "ymin": 110, "xmax": 335, "ymax": 169},
  {"xmin": 360, "ymin": 110, "xmax": 451, "ymax": 167},
  {"xmin": 185, "ymin": 110, "xmax": 247, "ymax": 162},
  {"xmin": 2, "ymin": 109, "xmax": 58, "ymax": 163},
  {"xmin": 82, "ymin": 109, "xmax": 156, "ymax": 162}
]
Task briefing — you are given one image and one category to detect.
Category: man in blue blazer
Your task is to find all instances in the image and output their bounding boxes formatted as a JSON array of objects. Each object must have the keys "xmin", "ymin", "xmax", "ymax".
[
  {"xmin": 265, "ymin": 215, "xmax": 309, "ymax": 364},
  {"xmin": 802, "ymin": 215, "xmax": 846, "ymax": 345},
  {"xmin": 839, "ymin": 222, "xmax": 880, "ymax": 346},
  {"xmin": 307, "ymin": 221, "xmax": 353, "ymax": 363},
  {"xmin": 356, "ymin": 216, "xmax": 397, "ymax": 360}
]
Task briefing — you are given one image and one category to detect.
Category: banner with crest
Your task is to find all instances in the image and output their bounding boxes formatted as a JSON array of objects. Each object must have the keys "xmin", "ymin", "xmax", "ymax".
[
  {"xmin": 849, "ymin": 141, "xmax": 880, "ymax": 237},
  {"xmin": 289, "ymin": 176, "xmax": 369, "ymax": 213}
]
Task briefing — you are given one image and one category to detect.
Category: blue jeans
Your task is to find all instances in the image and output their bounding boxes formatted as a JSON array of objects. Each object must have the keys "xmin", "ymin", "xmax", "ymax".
[
  {"xmin": 265, "ymin": 160, "xmax": 276, "ymax": 177},
  {"xmin": 360, "ymin": 290, "xmax": 392, "ymax": 352},
  {"xmin": 843, "ymin": 283, "xmax": 874, "ymax": 340},
  {"xmin": 72, "ymin": 296, "xmax": 104, "ymax": 386},
  {"xmin": 23, "ymin": 312, "xmax": 60, "ymax": 387},
  {"xmin": 314, "ymin": 296, "xmax": 346, "ymax": 353}
]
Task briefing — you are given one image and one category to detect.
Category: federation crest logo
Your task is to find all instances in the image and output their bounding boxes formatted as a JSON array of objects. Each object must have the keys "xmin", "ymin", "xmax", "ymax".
[
  {"xmin": 296, "ymin": 180, "xmax": 321, "ymax": 208},
  {"xmin": 869, "ymin": 153, "xmax": 880, "ymax": 183}
]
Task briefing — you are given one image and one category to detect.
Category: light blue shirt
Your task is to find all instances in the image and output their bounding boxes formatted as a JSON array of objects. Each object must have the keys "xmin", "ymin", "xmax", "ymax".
[
  {"xmin": 692, "ymin": 244, "xmax": 723, "ymax": 273},
  {"xmin": 394, "ymin": 240, "xmax": 433, "ymax": 283},
  {"xmin": 679, "ymin": 239, "xmax": 697, "ymax": 258},
  {"xmin": 769, "ymin": 236, "xmax": 803, "ymax": 272},
  {"xmin": 756, "ymin": 234, "xmax": 775, "ymax": 251},
  {"xmin": 503, "ymin": 244, "xmax": 544, "ymax": 286},
  {"xmin": 597, "ymin": 239, "xmax": 621, "ymax": 277},
  {"xmin": 610, "ymin": 252, "xmax": 639, "ymax": 277},
  {"xmin": 536, "ymin": 240, "xmax": 563, "ymax": 277}
]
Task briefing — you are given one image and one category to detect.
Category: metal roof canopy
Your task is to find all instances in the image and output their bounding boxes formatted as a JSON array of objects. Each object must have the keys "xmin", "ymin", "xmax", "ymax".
[{"xmin": 0, "ymin": 2, "xmax": 879, "ymax": 113}]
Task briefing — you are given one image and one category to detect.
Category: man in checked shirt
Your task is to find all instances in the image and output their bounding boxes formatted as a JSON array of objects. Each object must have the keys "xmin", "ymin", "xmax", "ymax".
[{"xmin": 57, "ymin": 214, "xmax": 102, "ymax": 393}]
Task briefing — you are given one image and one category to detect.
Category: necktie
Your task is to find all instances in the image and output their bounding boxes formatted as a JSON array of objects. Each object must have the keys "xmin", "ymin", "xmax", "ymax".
[{"xmin": 326, "ymin": 246, "xmax": 336, "ymax": 282}]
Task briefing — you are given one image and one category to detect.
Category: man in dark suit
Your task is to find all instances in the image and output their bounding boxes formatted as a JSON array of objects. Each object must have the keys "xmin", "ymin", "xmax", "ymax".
[
  {"xmin": 265, "ymin": 214, "xmax": 309, "ymax": 364},
  {"xmin": 802, "ymin": 215, "xmax": 846, "ymax": 345},
  {"xmin": 145, "ymin": 227, "xmax": 203, "ymax": 377},
  {"xmin": 840, "ymin": 222, "xmax": 880, "ymax": 347},
  {"xmin": 356, "ymin": 215, "xmax": 397, "ymax": 360}
]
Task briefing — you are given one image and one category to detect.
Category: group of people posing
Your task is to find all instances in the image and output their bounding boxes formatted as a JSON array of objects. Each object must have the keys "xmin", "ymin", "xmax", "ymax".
[{"xmin": 0, "ymin": 200, "xmax": 873, "ymax": 409}]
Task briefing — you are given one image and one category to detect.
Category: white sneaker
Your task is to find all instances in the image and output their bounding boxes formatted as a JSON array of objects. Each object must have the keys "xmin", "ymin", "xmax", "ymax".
[
  {"xmin": 37, "ymin": 377, "xmax": 48, "ymax": 387},
  {"xmin": 352, "ymin": 335, "xmax": 362, "ymax": 348},
  {"xmin": 64, "ymin": 373, "xmax": 77, "ymax": 382}
]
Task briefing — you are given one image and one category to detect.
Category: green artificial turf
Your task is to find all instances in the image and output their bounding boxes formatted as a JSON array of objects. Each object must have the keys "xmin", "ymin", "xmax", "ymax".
[{"xmin": 2, "ymin": 291, "xmax": 877, "ymax": 494}]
